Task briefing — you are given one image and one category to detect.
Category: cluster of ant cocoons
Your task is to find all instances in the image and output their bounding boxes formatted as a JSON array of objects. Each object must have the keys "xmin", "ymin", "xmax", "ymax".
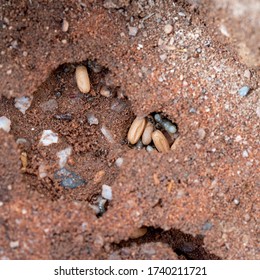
[{"xmin": 127, "ymin": 113, "xmax": 178, "ymax": 153}]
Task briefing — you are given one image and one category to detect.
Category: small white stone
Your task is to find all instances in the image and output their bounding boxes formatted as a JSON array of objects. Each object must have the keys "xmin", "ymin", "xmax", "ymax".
[
  {"xmin": 233, "ymin": 198, "xmax": 240, "ymax": 205},
  {"xmin": 39, "ymin": 130, "xmax": 58, "ymax": 146},
  {"xmin": 256, "ymin": 106, "xmax": 260, "ymax": 118},
  {"xmin": 164, "ymin": 24, "xmax": 173, "ymax": 34},
  {"xmin": 14, "ymin": 96, "xmax": 33, "ymax": 114},
  {"xmin": 102, "ymin": 184, "xmax": 112, "ymax": 200},
  {"xmin": 57, "ymin": 147, "xmax": 72, "ymax": 168},
  {"xmin": 62, "ymin": 19, "xmax": 69, "ymax": 32},
  {"xmin": 158, "ymin": 38, "xmax": 164, "ymax": 46},
  {"xmin": 101, "ymin": 126, "xmax": 114, "ymax": 143},
  {"xmin": 0, "ymin": 201, "xmax": 3, "ymax": 207},
  {"xmin": 0, "ymin": 116, "xmax": 11, "ymax": 132},
  {"xmin": 159, "ymin": 54, "xmax": 167, "ymax": 61},
  {"xmin": 137, "ymin": 44, "xmax": 143, "ymax": 50},
  {"xmin": 242, "ymin": 150, "xmax": 249, "ymax": 158},
  {"xmin": 198, "ymin": 128, "xmax": 206, "ymax": 140},
  {"xmin": 87, "ymin": 113, "xmax": 99, "ymax": 125},
  {"xmin": 128, "ymin": 26, "xmax": 138, "ymax": 36},
  {"xmin": 115, "ymin": 157, "xmax": 123, "ymax": 167},
  {"xmin": 244, "ymin": 69, "xmax": 251, "ymax": 79},
  {"xmin": 9, "ymin": 241, "xmax": 19, "ymax": 249},
  {"xmin": 235, "ymin": 135, "xmax": 242, "ymax": 142},
  {"xmin": 38, "ymin": 164, "xmax": 47, "ymax": 179},
  {"xmin": 219, "ymin": 24, "xmax": 230, "ymax": 37}
]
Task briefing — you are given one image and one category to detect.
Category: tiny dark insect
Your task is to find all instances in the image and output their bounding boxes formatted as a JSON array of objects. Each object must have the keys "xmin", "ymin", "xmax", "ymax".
[{"xmin": 53, "ymin": 113, "xmax": 72, "ymax": 121}]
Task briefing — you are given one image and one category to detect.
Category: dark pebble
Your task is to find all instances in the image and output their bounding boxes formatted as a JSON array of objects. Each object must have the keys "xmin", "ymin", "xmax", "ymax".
[
  {"xmin": 55, "ymin": 91, "xmax": 62, "ymax": 98},
  {"xmin": 54, "ymin": 168, "xmax": 86, "ymax": 188}
]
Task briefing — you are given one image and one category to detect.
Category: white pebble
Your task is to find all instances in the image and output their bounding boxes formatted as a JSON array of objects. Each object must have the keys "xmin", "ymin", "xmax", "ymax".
[
  {"xmin": 233, "ymin": 198, "xmax": 240, "ymax": 205},
  {"xmin": 0, "ymin": 116, "xmax": 11, "ymax": 133},
  {"xmin": 164, "ymin": 24, "xmax": 173, "ymax": 34},
  {"xmin": 198, "ymin": 128, "xmax": 206, "ymax": 140},
  {"xmin": 87, "ymin": 113, "xmax": 99, "ymax": 125},
  {"xmin": 62, "ymin": 19, "xmax": 69, "ymax": 32},
  {"xmin": 102, "ymin": 184, "xmax": 112, "ymax": 200},
  {"xmin": 219, "ymin": 24, "xmax": 230, "ymax": 37},
  {"xmin": 39, "ymin": 130, "xmax": 58, "ymax": 146},
  {"xmin": 56, "ymin": 147, "xmax": 72, "ymax": 168},
  {"xmin": 159, "ymin": 54, "xmax": 167, "ymax": 61},
  {"xmin": 9, "ymin": 241, "xmax": 19, "ymax": 249},
  {"xmin": 14, "ymin": 96, "xmax": 33, "ymax": 114},
  {"xmin": 242, "ymin": 150, "xmax": 249, "ymax": 158},
  {"xmin": 128, "ymin": 26, "xmax": 138, "ymax": 37},
  {"xmin": 235, "ymin": 135, "xmax": 242, "ymax": 142},
  {"xmin": 244, "ymin": 69, "xmax": 251, "ymax": 79},
  {"xmin": 256, "ymin": 106, "xmax": 260, "ymax": 118},
  {"xmin": 115, "ymin": 157, "xmax": 123, "ymax": 167},
  {"xmin": 101, "ymin": 125, "xmax": 114, "ymax": 143},
  {"xmin": 38, "ymin": 163, "xmax": 47, "ymax": 179}
]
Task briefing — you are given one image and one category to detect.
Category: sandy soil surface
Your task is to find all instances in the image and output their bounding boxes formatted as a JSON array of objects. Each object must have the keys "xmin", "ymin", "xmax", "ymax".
[{"xmin": 0, "ymin": 0, "xmax": 259, "ymax": 259}]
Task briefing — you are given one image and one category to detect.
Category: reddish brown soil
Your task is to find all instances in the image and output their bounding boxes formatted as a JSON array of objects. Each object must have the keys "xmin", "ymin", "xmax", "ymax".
[{"xmin": 0, "ymin": 0, "xmax": 259, "ymax": 260}]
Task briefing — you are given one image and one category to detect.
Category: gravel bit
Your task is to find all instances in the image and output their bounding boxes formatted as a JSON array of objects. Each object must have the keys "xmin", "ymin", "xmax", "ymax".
[
  {"xmin": 164, "ymin": 24, "xmax": 173, "ymax": 34},
  {"xmin": 115, "ymin": 157, "xmax": 124, "ymax": 167},
  {"xmin": 87, "ymin": 113, "xmax": 99, "ymax": 125},
  {"xmin": 14, "ymin": 96, "xmax": 33, "ymax": 114},
  {"xmin": 102, "ymin": 184, "xmax": 112, "ymax": 200},
  {"xmin": 56, "ymin": 147, "xmax": 72, "ymax": 168},
  {"xmin": 62, "ymin": 19, "xmax": 69, "ymax": 32},
  {"xmin": 0, "ymin": 116, "xmax": 11, "ymax": 133},
  {"xmin": 54, "ymin": 167, "xmax": 86, "ymax": 189},
  {"xmin": 39, "ymin": 130, "xmax": 58, "ymax": 146},
  {"xmin": 128, "ymin": 26, "xmax": 138, "ymax": 36},
  {"xmin": 238, "ymin": 86, "xmax": 250, "ymax": 97}
]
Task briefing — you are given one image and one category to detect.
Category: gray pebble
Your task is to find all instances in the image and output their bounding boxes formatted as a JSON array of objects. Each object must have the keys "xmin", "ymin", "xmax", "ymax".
[
  {"xmin": 128, "ymin": 26, "xmax": 138, "ymax": 37},
  {"xmin": 238, "ymin": 86, "xmax": 250, "ymax": 97},
  {"xmin": 54, "ymin": 168, "xmax": 85, "ymax": 189},
  {"xmin": 87, "ymin": 113, "xmax": 99, "ymax": 125}
]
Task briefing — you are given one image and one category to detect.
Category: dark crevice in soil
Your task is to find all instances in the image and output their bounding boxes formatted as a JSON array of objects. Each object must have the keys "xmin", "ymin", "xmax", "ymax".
[{"xmin": 112, "ymin": 227, "xmax": 221, "ymax": 260}]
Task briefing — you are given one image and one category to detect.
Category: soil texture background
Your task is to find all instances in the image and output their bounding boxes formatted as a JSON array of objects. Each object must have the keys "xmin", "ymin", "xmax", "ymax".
[{"xmin": 0, "ymin": 0, "xmax": 259, "ymax": 260}]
